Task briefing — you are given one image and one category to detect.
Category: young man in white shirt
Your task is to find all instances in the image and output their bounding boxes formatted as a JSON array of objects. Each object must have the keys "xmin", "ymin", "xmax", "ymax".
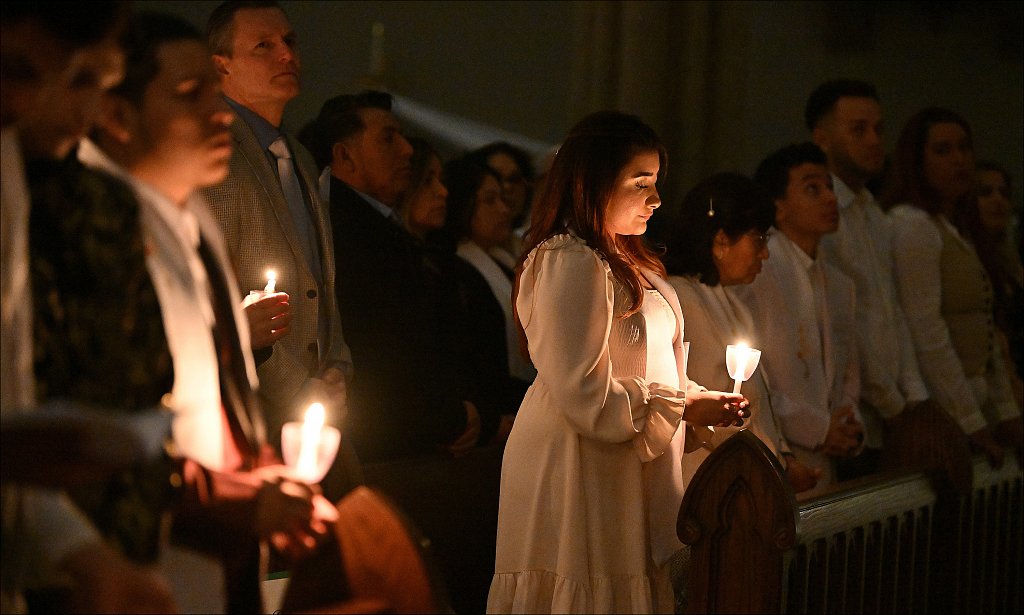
[
  {"xmin": 73, "ymin": 12, "xmax": 334, "ymax": 612},
  {"xmin": 737, "ymin": 142, "xmax": 865, "ymax": 494},
  {"xmin": 807, "ymin": 79, "xmax": 941, "ymax": 480}
]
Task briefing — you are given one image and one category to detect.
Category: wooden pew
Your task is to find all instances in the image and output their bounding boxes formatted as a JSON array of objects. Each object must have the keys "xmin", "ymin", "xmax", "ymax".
[{"xmin": 677, "ymin": 405, "xmax": 1023, "ymax": 614}]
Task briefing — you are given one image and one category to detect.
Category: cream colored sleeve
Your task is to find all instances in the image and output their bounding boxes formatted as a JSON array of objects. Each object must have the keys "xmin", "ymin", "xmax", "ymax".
[{"xmin": 517, "ymin": 239, "xmax": 681, "ymax": 455}]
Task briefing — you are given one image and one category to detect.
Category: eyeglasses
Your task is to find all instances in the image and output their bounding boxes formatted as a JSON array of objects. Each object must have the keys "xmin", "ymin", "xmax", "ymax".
[{"xmin": 747, "ymin": 230, "xmax": 771, "ymax": 248}]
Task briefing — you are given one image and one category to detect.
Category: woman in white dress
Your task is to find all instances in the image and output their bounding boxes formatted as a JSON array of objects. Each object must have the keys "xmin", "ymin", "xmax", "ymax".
[
  {"xmin": 659, "ymin": 172, "xmax": 822, "ymax": 494},
  {"xmin": 487, "ymin": 111, "xmax": 749, "ymax": 614}
]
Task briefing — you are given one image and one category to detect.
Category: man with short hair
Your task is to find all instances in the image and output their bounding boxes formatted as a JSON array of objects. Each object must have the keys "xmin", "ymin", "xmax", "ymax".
[
  {"xmin": 311, "ymin": 90, "xmax": 483, "ymax": 463},
  {"xmin": 63, "ymin": 12, "xmax": 334, "ymax": 611},
  {"xmin": 202, "ymin": 1, "xmax": 349, "ymax": 453},
  {"xmin": 738, "ymin": 142, "xmax": 865, "ymax": 495},
  {"xmin": 808, "ymin": 79, "xmax": 936, "ymax": 479}
]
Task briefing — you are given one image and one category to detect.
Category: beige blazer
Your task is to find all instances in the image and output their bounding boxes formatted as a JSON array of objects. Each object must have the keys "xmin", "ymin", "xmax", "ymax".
[{"xmin": 201, "ymin": 120, "xmax": 349, "ymax": 436}]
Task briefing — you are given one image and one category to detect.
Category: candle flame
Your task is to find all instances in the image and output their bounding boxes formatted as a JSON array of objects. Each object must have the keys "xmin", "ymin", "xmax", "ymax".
[
  {"xmin": 295, "ymin": 403, "xmax": 325, "ymax": 481},
  {"xmin": 264, "ymin": 269, "xmax": 277, "ymax": 292},
  {"xmin": 304, "ymin": 402, "xmax": 325, "ymax": 429}
]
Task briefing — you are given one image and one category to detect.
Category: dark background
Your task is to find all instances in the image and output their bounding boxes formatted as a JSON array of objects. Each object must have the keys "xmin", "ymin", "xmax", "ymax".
[{"xmin": 149, "ymin": 0, "xmax": 1023, "ymax": 213}]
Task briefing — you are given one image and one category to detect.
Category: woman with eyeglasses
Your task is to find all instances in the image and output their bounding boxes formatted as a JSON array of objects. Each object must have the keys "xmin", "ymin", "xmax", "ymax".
[
  {"xmin": 470, "ymin": 141, "xmax": 536, "ymax": 263},
  {"xmin": 660, "ymin": 173, "xmax": 822, "ymax": 496}
]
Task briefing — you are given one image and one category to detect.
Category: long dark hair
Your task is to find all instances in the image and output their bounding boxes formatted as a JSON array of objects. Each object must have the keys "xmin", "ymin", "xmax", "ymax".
[
  {"xmin": 518, "ymin": 111, "xmax": 667, "ymax": 318},
  {"xmin": 395, "ymin": 136, "xmax": 441, "ymax": 233},
  {"xmin": 955, "ymin": 161, "xmax": 1020, "ymax": 338},
  {"xmin": 879, "ymin": 107, "xmax": 973, "ymax": 214},
  {"xmin": 442, "ymin": 153, "xmax": 502, "ymax": 243}
]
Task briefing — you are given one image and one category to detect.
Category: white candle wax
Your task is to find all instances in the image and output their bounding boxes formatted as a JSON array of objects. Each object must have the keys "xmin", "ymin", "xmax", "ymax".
[
  {"xmin": 295, "ymin": 403, "xmax": 324, "ymax": 481},
  {"xmin": 732, "ymin": 349, "xmax": 747, "ymax": 394},
  {"xmin": 726, "ymin": 342, "xmax": 755, "ymax": 394}
]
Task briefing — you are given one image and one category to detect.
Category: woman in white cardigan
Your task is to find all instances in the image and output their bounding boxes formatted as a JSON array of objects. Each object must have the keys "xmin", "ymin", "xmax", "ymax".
[
  {"xmin": 660, "ymin": 172, "xmax": 821, "ymax": 494},
  {"xmin": 882, "ymin": 107, "xmax": 1022, "ymax": 467}
]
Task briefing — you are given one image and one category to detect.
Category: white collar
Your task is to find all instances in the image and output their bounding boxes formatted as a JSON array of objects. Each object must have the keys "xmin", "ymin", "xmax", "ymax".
[
  {"xmin": 830, "ymin": 174, "xmax": 872, "ymax": 211},
  {"xmin": 78, "ymin": 137, "xmax": 200, "ymax": 250},
  {"xmin": 773, "ymin": 229, "xmax": 817, "ymax": 273}
]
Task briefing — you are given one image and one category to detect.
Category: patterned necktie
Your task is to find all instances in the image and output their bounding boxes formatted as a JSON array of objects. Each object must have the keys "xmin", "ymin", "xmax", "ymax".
[
  {"xmin": 197, "ymin": 236, "xmax": 264, "ymax": 467},
  {"xmin": 268, "ymin": 136, "xmax": 322, "ymax": 285}
]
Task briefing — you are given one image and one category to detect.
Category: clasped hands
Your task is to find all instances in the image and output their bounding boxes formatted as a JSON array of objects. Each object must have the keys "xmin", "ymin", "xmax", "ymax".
[
  {"xmin": 821, "ymin": 405, "xmax": 864, "ymax": 458},
  {"xmin": 253, "ymin": 464, "xmax": 339, "ymax": 563}
]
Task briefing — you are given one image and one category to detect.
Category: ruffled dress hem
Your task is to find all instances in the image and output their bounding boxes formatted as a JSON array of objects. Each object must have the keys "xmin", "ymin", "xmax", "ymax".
[{"xmin": 487, "ymin": 569, "xmax": 657, "ymax": 614}]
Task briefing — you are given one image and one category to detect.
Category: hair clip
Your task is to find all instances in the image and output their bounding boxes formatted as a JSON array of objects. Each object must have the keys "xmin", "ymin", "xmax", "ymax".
[{"xmin": 707, "ymin": 198, "xmax": 715, "ymax": 217}]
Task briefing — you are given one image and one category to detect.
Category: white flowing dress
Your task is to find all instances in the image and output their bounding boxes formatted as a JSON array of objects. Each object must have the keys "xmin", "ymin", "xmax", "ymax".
[{"xmin": 487, "ymin": 234, "xmax": 701, "ymax": 614}]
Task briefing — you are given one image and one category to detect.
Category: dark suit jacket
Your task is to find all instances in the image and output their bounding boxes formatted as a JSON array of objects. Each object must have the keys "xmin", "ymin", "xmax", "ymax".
[
  {"xmin": 427, "ymin": 237, "xmax": 530, "ymax": 440},
  {"xmin": 201, "ymin": 121, "xmax": 350, "ymax": 443},
  {"xmin": 329, "ymin": 178, "xmax": 471, "ymax": 461}
]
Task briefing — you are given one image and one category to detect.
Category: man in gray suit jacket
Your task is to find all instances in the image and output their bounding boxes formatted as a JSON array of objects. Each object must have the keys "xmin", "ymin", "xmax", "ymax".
[{"xmin": 201, "ymin": 1, "xmax": 349, "ymax": 451}]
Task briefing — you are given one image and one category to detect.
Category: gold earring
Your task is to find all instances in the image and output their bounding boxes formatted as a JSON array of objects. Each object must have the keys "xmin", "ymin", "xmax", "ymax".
[{"xmin": 707, "ymin": 198, "xmax": 715, "ymax": 217}]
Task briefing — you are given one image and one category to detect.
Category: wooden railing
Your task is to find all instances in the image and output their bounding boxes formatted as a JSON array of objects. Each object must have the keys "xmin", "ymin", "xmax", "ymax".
[{"xmin": 677, "ymin": 405, "xmax": 1023, "ymax": 614}]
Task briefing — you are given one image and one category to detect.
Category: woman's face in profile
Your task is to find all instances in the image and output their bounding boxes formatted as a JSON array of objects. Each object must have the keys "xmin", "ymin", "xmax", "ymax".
[
  {"xmin": 923, "ymin": 122, "xmax": 974, "ymax": 204},
  {"xmin": 469, "ymin": 174, "xmax": 512, "ymax": 249},
  {"xmin": 487, "ymin": 151, "xmax": 529, "ymax": 220},
  {"xmin": 405, "ymin": 154, "xmax": 447, "ymax": 236},
  {"xmin": 975, "ymin": 169, "xmax": 1011, "ymax": 234},
  {"xmin": 604, "ymin": 150, "xmax": 661, "ymax": 239},
  {"xmin": 715, "ymin": 229, "xmax": 769, "ymax": 286}
]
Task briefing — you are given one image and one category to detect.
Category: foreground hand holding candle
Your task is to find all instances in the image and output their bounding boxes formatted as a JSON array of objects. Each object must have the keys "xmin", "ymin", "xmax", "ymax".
[
  {"xmin": 281, "ymin": 402, "xmax": 341, "ymax": 484},
  {"xmin": 726, "ymin": 342, "xmax": 761, "ymax": 394}
]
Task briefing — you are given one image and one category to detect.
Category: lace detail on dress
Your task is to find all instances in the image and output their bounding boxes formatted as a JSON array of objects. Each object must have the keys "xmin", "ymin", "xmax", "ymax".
[{"xmin": 520, "ymin": 233, "xmax": 612, "ymax": 275}]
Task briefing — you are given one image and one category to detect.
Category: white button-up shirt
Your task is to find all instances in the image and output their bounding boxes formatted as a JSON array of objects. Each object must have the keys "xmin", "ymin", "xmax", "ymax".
[
  {"xmin": 78, "ymin": 138, "xmax": 258, "ymax": 472},
  {"xmin": 736, "ymin": 231, "xmax": 861, "ymax": 487},
  {"xmin": 818, "ymin": 177, "xmax": 928, "ymax": 424}
]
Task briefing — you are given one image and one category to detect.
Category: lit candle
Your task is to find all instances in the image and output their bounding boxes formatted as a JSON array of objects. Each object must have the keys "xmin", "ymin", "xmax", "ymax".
[
  {"xmin": 295, "ymin": 403, "xmax": 324, "ymax": 482},
  {"xmin": 726, "ymin": 342, "xmax": 761, "ymax": 394},
  {"xmin": 264, "ymin": 270, "xmax": 277, "ymax": 293}
]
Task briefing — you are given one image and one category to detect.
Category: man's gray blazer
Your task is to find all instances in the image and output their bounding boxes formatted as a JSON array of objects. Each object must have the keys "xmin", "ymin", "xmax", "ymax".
[{"xmin": 202, "ymin": 119, "xmax": 350, "ymax": 441}]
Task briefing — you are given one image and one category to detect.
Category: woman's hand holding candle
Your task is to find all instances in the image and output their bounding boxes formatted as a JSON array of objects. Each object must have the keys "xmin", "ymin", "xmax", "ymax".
[{"xmin": 683, "ymin": 389, "xmax": 750, "ymax": 427}]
